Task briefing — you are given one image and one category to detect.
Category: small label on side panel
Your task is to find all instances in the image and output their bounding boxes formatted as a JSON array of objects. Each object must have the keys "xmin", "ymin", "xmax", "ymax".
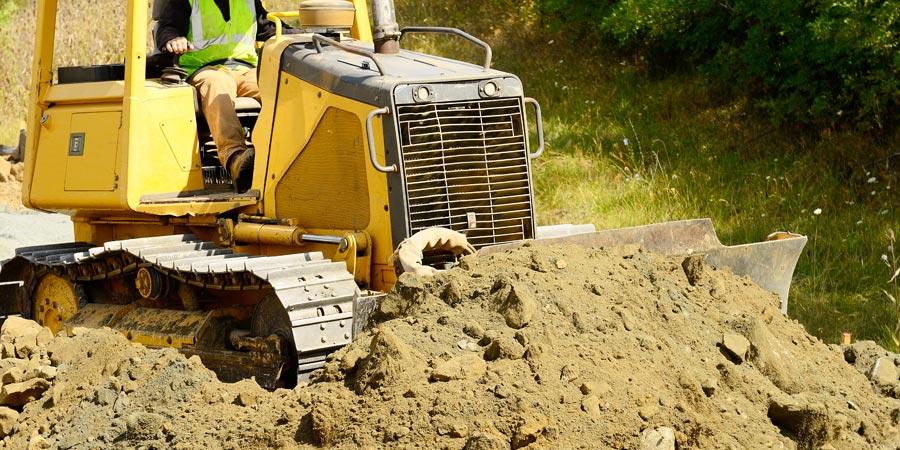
[{"xmin": 68, "ymin": 132, "xmax": 85, "ymax": 156}]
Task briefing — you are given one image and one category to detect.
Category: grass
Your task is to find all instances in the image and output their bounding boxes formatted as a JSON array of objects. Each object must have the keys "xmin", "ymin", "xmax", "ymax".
[{"xmin": 1, "ymin": 1, "xmax": 898, "ymax": 348}]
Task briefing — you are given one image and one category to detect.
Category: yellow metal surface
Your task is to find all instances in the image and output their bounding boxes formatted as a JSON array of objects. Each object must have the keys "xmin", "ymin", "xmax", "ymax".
[
  {"xmin": 124, "ymin": 84, "xmax": 205, "ymax": 211},
  {"xmin": 64, "ymin": 111, "xmax": 121, "ymax": 191},
  {"xmin": 27, "ymin": 82, "xmax": 204, "ymax": 212},
  {"xmin": 274, "ymin": 107, "xmax": 371, "ymax": 230},
  {"xmin": 113, "ymin": 307, "xmax": 208, "ymax": 349},
  {"xmin": 350, "ymin": 0, "xmax": 373, "ymax": 42},
  {"xmin": 45, "ymin": 81, "xmax": 125, "ymax": 104},
  {"xmin": 233, "ymin": 223, "xmax": 304, "ymax": 246},
  {"xmin": 33, "ymin": 273, "xmax": 82, "ymax": 335},
  {"xmin": 65, "ymin": 303, "xmax": 130, "ymax": 330},
  {"xmin": 22, "ymin": 0, "xmax": 58, "ymax": 209},
  {"xmin": 255, "ymin": 75, "xmax": 396, "ymax": 291}
]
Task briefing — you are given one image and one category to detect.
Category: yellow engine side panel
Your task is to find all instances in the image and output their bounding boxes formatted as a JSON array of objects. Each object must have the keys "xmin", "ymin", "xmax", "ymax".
[
  {"xmin": 254, "ymin": 74, "xmax": 397, "ymax": 291},
  {"xmin": 274, "ymin": 107, "xmax": 371, "ymax": 230}
]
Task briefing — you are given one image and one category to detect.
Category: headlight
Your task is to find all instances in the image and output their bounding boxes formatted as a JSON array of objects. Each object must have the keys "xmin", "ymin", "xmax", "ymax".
[
  {"xmin": 481, "ymin": 81, "xmax": 499, "ymax": 97},
  {"xmin": 413, "ymin": 85, "xmax": 432, "ymax": 103},
  {"xmin": 478, "ymin": 81, "xmax": 500, "ymax": 97}
]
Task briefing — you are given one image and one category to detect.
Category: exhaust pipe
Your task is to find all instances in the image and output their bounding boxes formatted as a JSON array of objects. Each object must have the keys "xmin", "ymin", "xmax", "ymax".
[{"xmin": 371, "ymin": 0, "xmax": 400, "ymax": 54}]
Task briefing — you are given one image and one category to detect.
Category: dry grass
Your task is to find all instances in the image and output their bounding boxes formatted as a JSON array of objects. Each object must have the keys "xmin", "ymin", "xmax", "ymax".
[{"xmin": 0, "ymin": 0, "xmax": 125, "ymax": 143}]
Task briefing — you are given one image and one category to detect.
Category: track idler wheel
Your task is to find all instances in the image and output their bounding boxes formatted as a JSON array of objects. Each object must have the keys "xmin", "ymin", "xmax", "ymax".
[
  {"xmin": 250, "ymin": 294, "xmax": 298, "ymax": 388},
  {"xmin": 32, "ymin": 273, "xmax": 87, "ymax": 335},
  {"xmin": 135, "ymin": 267, "xmax": 168, "ymax": 300}
]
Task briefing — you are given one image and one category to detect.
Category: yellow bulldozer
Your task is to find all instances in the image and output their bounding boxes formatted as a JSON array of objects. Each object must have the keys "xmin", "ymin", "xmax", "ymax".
[{"xmin": 0, "ymin": 0, "xmax": 807, "ymax": 388}]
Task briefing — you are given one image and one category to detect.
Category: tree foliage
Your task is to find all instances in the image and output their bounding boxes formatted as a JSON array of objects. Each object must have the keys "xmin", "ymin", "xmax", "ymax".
[{"xmin": 537, "ymin": 0, "xmax": 899, "ymax": 130}]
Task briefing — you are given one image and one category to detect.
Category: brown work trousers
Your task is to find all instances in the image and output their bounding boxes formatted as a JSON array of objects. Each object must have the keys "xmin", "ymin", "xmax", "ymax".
[{"xmin": 190, "ymin": 66, "xmax": 261, "ymax": 167}]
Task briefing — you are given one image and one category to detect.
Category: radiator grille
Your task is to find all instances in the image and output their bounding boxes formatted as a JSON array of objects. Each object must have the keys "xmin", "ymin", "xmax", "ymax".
[{"xmin": 396, "ymin": 97, "xmax": 535, "ymax": 248}]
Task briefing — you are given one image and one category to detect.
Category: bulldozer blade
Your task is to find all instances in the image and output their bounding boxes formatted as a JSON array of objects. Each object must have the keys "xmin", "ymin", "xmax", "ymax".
[{"xmin": 482, "ymin": 219, "xmax": 807, "ymax": 313}]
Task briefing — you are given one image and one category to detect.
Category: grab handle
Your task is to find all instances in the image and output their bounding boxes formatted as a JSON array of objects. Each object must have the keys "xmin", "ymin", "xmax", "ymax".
[
  {"xmin": 524, "ymin": 97, "xmax": 545, "ymax": 159},
  {"xmin": 365, "ymin": 107, "xmax": 398, "ymax": 173},
  {"xmin": 400, "ymin": 27, "xmax": 492, "ymax": 70}
]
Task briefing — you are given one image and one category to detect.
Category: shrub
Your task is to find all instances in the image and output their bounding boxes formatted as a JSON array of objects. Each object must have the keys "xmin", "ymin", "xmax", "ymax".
[{"xmin": 538, "ymin": 0, "xmax": 899, "ymax": 130}]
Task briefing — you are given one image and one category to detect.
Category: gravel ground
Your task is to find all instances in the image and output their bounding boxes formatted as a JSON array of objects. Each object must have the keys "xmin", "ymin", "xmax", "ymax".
[{"xmin": 0, "ymin": 207, "xmax": 73, "ymax": 260}]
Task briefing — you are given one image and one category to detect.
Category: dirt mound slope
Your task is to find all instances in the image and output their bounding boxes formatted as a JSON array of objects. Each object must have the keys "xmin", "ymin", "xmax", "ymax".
[{"xmin": 2, "ymin": 244, "xmax": 899, "ymax": 449}]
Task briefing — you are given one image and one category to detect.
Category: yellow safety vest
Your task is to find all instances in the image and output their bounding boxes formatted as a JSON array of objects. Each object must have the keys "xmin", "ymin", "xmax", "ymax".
[{"xmin": 180, "ymin": 0, "xmax": 258, "ymax": 76}]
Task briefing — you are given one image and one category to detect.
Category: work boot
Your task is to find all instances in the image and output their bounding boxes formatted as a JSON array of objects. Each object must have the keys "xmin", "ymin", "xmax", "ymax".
[{"xmin": 228, "ymin": 148, "xmax": 255, "ymax": 193}]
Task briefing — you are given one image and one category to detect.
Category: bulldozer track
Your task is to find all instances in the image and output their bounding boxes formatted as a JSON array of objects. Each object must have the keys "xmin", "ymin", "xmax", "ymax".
[{"xmin": 3, "ymin": 234, "xmax": 359, "ymax": 377}]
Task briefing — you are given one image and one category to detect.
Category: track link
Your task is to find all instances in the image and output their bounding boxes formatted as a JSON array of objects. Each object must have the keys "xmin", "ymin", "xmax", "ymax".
[{"xmin": 0, "ymin": 234, "xmax": 359, "ymax": 380}]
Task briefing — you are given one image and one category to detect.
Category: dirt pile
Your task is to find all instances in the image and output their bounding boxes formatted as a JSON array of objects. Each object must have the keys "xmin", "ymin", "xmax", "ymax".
[
  {"xmin": 1, "ymin": 244, "xmax": 899, "ymax": 449},
  {"xmin": 0, "ymin": 154, "xmax": 23, "ymax": 210}
]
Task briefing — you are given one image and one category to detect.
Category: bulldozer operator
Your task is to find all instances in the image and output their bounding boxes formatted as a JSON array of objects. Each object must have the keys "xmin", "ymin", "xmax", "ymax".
[{"xmin": 156, "ymin": 0, "xmax": 289, "ymax": 192}]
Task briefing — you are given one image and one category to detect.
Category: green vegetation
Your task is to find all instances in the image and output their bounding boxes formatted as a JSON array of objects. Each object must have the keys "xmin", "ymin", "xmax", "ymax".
[
  {"xmin": 539, "ymin": 0, "xmax": 899, "ymax": 131},
  {"xmin": 0, "ymin": 0, "xmax": 897, "ymax": 348}
]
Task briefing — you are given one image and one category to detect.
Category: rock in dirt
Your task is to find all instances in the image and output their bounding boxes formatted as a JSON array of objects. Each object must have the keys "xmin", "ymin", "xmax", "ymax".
[
  {"xmin": 0, "ymin": 406, "xmax": 18, "ymax": 438},
  {"xmin": 1, "ymin": 366, "xmax": 27, "ymax": 384},
  {"xmin": 511, "ymin": 418, "xmax": 546, "ymax": 448},
  {"xmin": 767, "ymin": 396, "xmax": 837, "ymax": 449},
  {"xmin": 0, "ymin": 317, "xmax": 42, "ymax": 341},
  {"xmin": 721, "ymin": 332, "xmax": 751, "ymax": 363},
  {"xmin": 0, "ymin": 378, "xmax": 50, "ymax": 407},
  {"xmin": 483, "ymin": 336, "xmax": 525, "ymax": 361},
  {"xmin": 581, "ymin": 395, "xmax": 601, "ymax": 419},
  {"xmin": 494, "ymin": 280, "xmax": 538, "ymax": 329},
  {"xmin": 638, "ymin": 401, "xmax": 660, "ymax": 421},
  {"xmin": 640, "ymin": 427, "xmax": 676, "ymax": 450},
  {"xmin": 1, "ymin": 318, "xmax": 45, "ymax": 358},
  {"xmin": 353, "ymin": 327, "xmax": 423, "ymax": 393},
  {"xmin": 431, "ymin": 354, "xmax": 487, "ymax": 382},
  {"xmin": 9, "ymin": 162, "xmax": 23, "ymax": 183},
  {"xmin": 0, "ymin": 158, "xmax": 11, "ymax": 183},
  {"xmin": 869, "ymin": 357, "xmax": 899, "ymax": 385},
  {"xmin": 442, "ymin": 279, "xmax": 466, "ymax": 306},
  {"xmin": 464, "ymin": 432, "xmax": 508, "ymax": 450},
  {"xmin": 125, "ymin": 412, "xmax": 165, "ymax": 440},
  {"xmin": 739, "ymin": 317, "xmax": 802, "ymax": 393},
  {"xmin": 380, "ymin": 273, "xmax": 427, "ymax": 319},
  {"xmin": 681, "ymin": 255, "xmax": 705, "ymax": 286},
  {"xmin": 311, "ymin": 396, "xmax": 349, "ymax": 446}
]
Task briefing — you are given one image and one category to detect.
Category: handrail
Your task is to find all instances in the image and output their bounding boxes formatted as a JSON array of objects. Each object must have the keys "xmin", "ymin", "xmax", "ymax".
[
  {"xmin": 266, "ymin": 11, "xmax": 299, "ymax": 39},
  {"xmin": 312, "ymin": 34, "xmax": 387, "ymax": 76},
  {"xmin": 400, "ymin": 26, "xmax": 492, "ymax": 70},
  {"xmin": 524, "ymin": 98, "xmax": 545, "ymax": 159},
  {"xmin": 365, "ymin": 107, "xmax": 398, "ymax": 173}
]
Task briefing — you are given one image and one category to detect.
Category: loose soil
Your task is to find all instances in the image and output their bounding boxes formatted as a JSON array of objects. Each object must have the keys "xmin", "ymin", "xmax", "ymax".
[
  {"xmin": 0, "ymin": 156, "xmax": 23, "ymax": 211},
  {"xmin": 1, "ymin": 244, "xmax": 899, "ymax": 449}
]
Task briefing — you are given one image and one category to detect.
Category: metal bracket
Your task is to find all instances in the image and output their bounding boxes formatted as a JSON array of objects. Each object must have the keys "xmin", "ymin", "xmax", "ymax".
[
  {"xmin": 400, "ymin": 26, "xmax": 493, "ymax": 70},
  {"xmin": 365, "ymin": 107, "xmax": 398, "ymax": 173},
  {"xmin": 524, "ymin": 97, "xmax": 545, "ymax": 159}
]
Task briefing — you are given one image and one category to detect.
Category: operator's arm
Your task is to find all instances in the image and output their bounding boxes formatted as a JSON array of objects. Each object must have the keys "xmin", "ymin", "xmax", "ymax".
[{"xmin": 156, "ymin": 0, "xmax": 192, "ymax": 53}]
